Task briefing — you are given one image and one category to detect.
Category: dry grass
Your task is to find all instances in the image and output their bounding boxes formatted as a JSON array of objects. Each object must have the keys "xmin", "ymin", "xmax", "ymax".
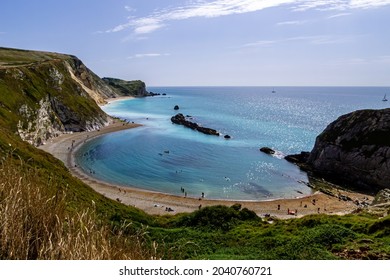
[{"xmin": 0, "ymin": 153, "xmax": 158, "ymax": 260}]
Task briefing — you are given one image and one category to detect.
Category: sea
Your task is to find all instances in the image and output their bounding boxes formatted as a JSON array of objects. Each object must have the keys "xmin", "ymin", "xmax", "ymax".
[{"xmin": 75, "ymin": 87, "xmax": 389, "ymax": 201}]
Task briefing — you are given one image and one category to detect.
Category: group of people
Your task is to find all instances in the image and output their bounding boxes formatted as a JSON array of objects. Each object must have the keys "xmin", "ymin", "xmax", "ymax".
[{"xmin": 180, "ymin": 187, "xmax": 205, "ymax": 200}]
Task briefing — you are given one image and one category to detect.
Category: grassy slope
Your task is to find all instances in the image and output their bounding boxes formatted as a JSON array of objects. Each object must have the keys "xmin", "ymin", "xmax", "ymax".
[
  {"xmin": 0, "ymin": 48, "xmax": 107, "ymax": 133},
  {"xmin": 102, "ymin": 77, "xmax": 147, "ymax": 97},
  {"xmin": 1, "ymin": 47, "xmax": 389, "ymax": 260}
]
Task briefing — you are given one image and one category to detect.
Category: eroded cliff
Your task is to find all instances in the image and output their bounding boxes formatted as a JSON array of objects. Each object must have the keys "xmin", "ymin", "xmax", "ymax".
[
  {"xmin": 307, "ymin": 108, "xmax": 390, "ymax": 192},
  {"xmin": 0, "ymin": 47, "xmax": 116, "ymax": 146}
]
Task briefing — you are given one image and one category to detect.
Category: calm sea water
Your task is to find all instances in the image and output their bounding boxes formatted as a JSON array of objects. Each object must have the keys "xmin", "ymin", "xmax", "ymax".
[{"xmin": 76, "ymin": 87, "xmax": 389, "ymax": 200}]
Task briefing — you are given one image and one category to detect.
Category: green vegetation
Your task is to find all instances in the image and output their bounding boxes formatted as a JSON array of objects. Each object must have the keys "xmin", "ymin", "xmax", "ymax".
[
  {"xmin": 0, "ymin": 47, "xmax": 108, "ymax": 146},
  {"xmin": 0, "ymin": 47, "xmax": 70, "ymax": 67},
  {"xmin": 102, "ymin": 77, "xmax": 148, "ymax": 97},
  {"xmin": 1, "ymin": 47, "xmax": 389, "ymax": 259}
]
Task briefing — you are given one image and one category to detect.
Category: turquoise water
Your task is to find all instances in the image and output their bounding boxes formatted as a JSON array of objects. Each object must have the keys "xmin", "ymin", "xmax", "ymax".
[{"xmin": 76, "ymin": 87, "xmax": 389, "ymax": 200}]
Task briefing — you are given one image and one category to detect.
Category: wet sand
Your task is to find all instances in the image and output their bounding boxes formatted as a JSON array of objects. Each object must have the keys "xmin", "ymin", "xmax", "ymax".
[{"xmin": 39, "ymin": 117, "xmax": 372, "ymax": 219}]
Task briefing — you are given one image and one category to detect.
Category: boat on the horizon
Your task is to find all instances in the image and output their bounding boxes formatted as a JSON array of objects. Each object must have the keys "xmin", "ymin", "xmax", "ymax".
[{"xmin": 383, "ymin": 94, "xmax": 388, "ymax": 102}]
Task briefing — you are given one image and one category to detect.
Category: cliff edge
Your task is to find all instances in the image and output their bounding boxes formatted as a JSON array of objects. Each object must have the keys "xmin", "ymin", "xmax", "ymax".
[
  {"xmin": 306, "ymin": 108, "xmax": 390, "ymax": 192},
  {"xmin": 0, "ymin": 47, "xmax": 117, "ymax": 146}
]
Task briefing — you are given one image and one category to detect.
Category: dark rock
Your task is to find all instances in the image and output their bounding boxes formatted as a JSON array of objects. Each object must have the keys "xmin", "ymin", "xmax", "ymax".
[
  {"xmin": 174, "ymin": 105, "xmax": 180, "ymax": 110},
  {"xmin": 171, "ymin": 113, "xmax": 220, "ymax": 136},
  {"xmin": 224, "ymin": 134, "xmax": 231, "ymax": 139},
  {"xmin": 260, "ymin": 147, "xmax": 275, "ymax": 155},
  {"xmin": 285, "ymin": 152, "xmax": 310, "ymax": 164},
  {"xmin": 307, "ymin": 108, "xmax": 390, "ymax": 192}
]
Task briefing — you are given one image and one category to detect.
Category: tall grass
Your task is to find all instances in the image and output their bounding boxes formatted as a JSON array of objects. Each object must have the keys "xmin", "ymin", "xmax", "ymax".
[{"xmin": 0, "ymin": 153, "xmax": 157, "ymax": 259}]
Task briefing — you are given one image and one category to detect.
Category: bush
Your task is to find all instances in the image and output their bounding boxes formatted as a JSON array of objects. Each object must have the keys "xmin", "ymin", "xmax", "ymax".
[{"xmin": 174, "ymin": 205, "xmax": 260, "ymax": 231}]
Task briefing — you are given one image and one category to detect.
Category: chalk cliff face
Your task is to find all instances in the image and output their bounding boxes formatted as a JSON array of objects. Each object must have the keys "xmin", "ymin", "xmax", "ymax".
[
  {"xmin": 307, "ymin": 108, "xmax": 390, "ymax": 192},
  {"xmin": 0, "ymin": 47, "xmax": 117, "ymax": 146}
]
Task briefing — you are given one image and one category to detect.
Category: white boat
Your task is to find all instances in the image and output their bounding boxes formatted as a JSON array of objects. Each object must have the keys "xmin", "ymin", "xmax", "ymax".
[{"xmin": 383, "ymin": 94, "xmax": 388, "ymax": 102}]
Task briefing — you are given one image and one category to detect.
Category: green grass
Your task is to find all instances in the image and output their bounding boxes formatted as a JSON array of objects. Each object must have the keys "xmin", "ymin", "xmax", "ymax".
[
  {"xmin": 102, "ymin": 77, "xmax": 147, "ymax": 96},
  {"xmin": 0, "ymin": 47, "xmax": 70, "ymax": 66}
]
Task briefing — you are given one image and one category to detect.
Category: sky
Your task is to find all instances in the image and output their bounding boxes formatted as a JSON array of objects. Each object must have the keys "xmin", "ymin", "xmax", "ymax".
[{"xmin": 1, "ymin": 0, "xmax": 390, "ymax": 86}]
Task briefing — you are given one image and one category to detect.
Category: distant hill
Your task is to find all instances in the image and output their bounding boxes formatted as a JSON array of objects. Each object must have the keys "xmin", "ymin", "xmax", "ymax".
[{"xmin": 102, "ymin": 77, "xmax": 149, "ymax": 97}]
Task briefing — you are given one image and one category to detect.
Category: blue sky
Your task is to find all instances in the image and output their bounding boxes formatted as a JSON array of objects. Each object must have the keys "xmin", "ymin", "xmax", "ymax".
[{"xmin": 1, "ymin": 0, "xmax": 390, "ymax": 86}]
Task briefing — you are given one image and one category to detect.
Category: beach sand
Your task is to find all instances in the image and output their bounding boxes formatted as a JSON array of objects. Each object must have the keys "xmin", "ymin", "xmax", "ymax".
[{"xmin": 39, "ymin": 118, "xmax": 373, "ymax": 219}]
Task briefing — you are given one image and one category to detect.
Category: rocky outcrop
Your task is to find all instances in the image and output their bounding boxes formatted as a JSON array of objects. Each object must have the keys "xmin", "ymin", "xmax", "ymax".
[
  {"xmin": 65, "ymin": 59, "xmax": 118, "ymax": 105},
  {"xmin": 260, "ymin": 147, "xmax": 275, "ymax": 155},
  {"xmin": 102, "ymin": 77, "xmax": 150, "ymax": 97},
  {"xmin": 0, "ymin": 47, "xmax": 111, "ymax": 146},
  {"xmin": 284, "ymin": 152, "xmax": 310, "ymax": 165},
  {"xmin": 306, "ymin": 109, "xmax": 390, "ymax": 192},
  {"xmin": 171, "ymin": 113, "xmax": 220, "ymax": 136}
]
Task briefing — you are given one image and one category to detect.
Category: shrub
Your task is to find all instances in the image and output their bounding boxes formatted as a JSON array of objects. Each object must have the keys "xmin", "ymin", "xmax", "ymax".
[{"xmin": 174, "ymin": 205, "xmax": 260, "ymax": 231}]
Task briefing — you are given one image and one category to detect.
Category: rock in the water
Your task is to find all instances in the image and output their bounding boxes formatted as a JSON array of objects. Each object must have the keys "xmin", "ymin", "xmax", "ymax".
[
  {"xmin": 224, "ymin": 134, "xmax": 231, "ymax": 139},
  {"xmin": 260, "ymin": 147, "xmax": 275, "ymax": 155},
  {"xmin": 174, "ymin": 105, "xmax": 180, "ymax": 110},
  {"xmin": 171, "ymin": 113, "xmax": 219, "ymax": 136},
  {"xmin": 307, "ymin": 108, "xmax": 390, "ymax": 192}
]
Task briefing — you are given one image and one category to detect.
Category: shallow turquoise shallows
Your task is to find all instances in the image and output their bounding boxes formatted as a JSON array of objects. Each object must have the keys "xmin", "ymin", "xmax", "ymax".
[{"xmin": 75, "ymin": 87, "xmax": 389, "ymax": 200}]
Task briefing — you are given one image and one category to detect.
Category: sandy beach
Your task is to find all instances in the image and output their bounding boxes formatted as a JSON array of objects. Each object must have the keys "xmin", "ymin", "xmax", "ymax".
[
  {"xmin": 39, "ymin": 117, "xmax": 373, "ymax": 219},
  {"xmin": 102, "ymin": 96, "xmax": 135, "ymax": 105}
]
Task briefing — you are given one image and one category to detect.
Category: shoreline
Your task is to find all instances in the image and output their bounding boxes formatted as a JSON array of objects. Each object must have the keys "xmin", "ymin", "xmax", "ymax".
[
  {"xmin": 102, "ymin": 96, "xmax": 135, "ymax": 106},
  {"xmin": 39, "ymin": 119, "xmax": 373, "ymax": 218}
]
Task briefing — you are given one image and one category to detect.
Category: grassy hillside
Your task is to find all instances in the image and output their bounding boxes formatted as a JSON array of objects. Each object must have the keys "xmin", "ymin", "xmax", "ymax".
[
  {"xmin": 1, "ymin": 47, "xmax": 389, "ymax": 260},
  {"xmin": 0, "ymin": 47, "xmax": 115, "ymax": 146},
  {"xmin": 102, "ymin": 77, "xmax": 148, "ymax": 97}
]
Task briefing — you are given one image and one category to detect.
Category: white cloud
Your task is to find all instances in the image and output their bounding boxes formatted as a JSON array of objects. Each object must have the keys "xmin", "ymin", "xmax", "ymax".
[
  {"xmin": 241, "ymin": 34, "xmax": 354, "ymax": 48},
  {"xmin": 107, "ymin": 0, "xmax": 295, "ymax": 34},
  {"xmin": 293, "ymin": 0, "xmax": 390, "ymax": 11},
  {"xmin": 277, "ymin": 20, "xmax": 307, "ymax": 25},
  {"xmin": 350, "ymin": 0, "xmax": 390, "ymax": 9},
  {"xmin": 107, "ymin": 0, "xmax": 390, "ymax": 35},
  {"xmin": 242, "ymin": 40, "xmax": 277, "ymax": 47},
  {"xmin": 127, "ymin": 53, "xmax": 171, "ymax": 59},
  {"xmin": 132, "ymin": 18, "xmax": 165, "ymax": 34},
  {"xmin": 327, "ymin": 12, "xmax": 352, "ymax": 18}
]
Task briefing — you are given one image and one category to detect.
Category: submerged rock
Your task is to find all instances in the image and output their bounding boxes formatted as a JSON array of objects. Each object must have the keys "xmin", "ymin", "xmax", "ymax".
[{"xmin": 174, "ymin": 105, "xmax": 180, "ymax": 110}]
